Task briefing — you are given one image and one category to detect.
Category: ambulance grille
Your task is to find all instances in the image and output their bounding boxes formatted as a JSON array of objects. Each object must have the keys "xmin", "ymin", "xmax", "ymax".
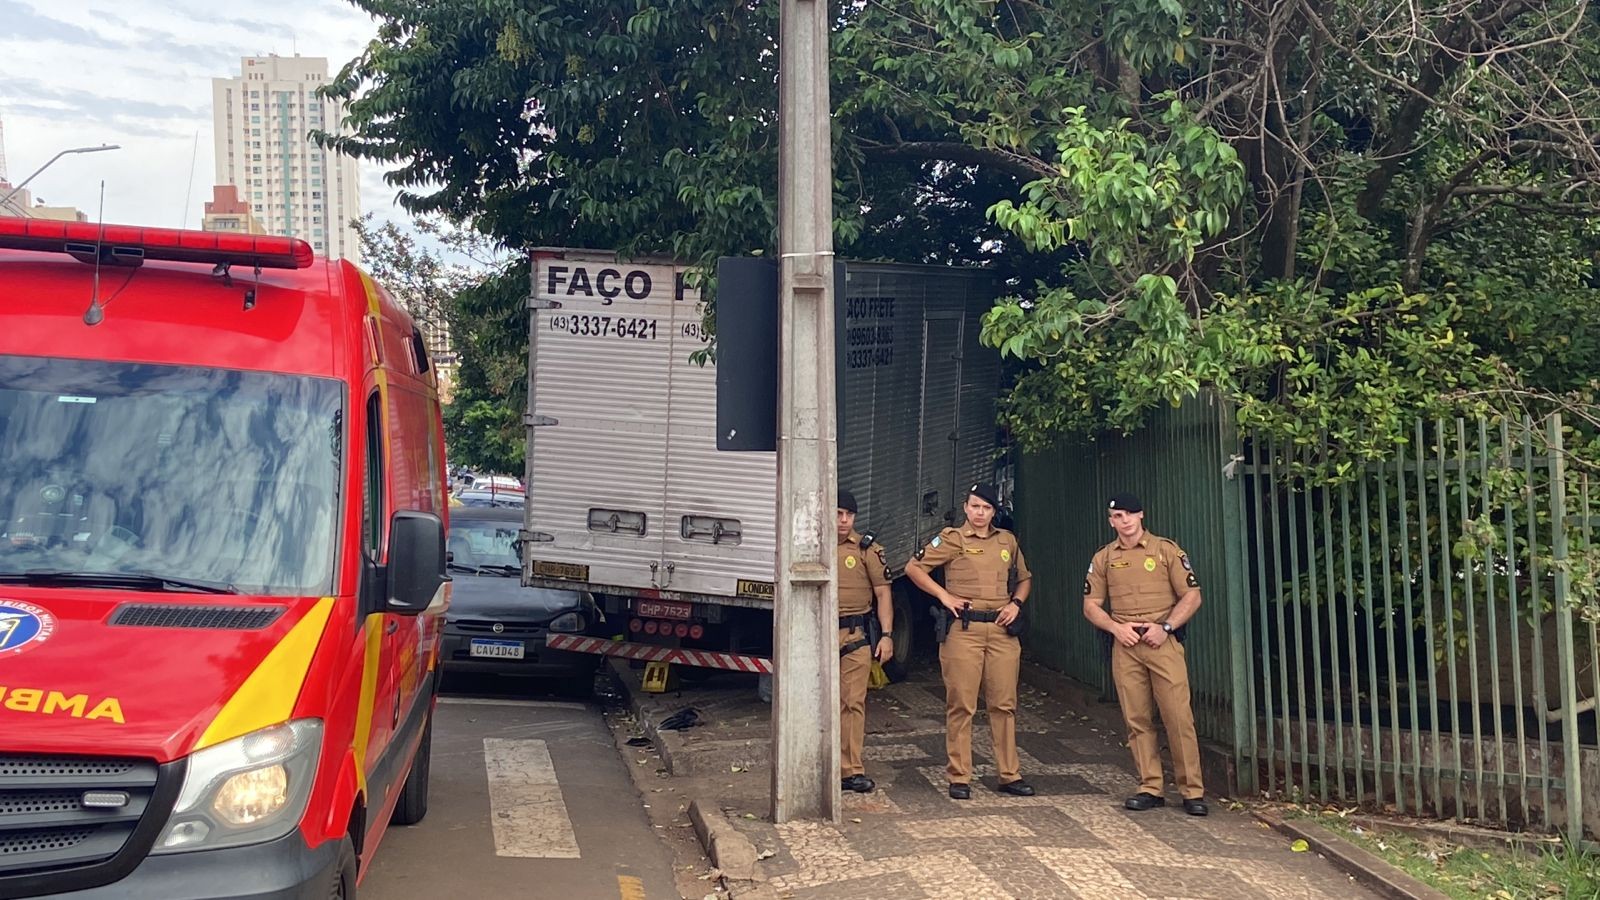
[
  {"xmin": 108, "ymin": 603, "xmax": 285, "ymax": 630},
  {"xmin": 0, "ymin": 754, "xmax": 174, "ymax": 889}
]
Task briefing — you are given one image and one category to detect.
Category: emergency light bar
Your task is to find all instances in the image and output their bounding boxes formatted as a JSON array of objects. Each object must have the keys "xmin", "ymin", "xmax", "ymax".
[{"xmin": 0, "ymin": 218, "xmax": 315, "ymax": 269}]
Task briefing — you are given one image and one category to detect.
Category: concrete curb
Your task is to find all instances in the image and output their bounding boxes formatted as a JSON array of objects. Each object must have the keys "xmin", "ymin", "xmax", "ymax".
[
  {"xmin": 606, "ymin": 658, "xmax": 689, "ymax": 774},
  {"xmin": 1254, "ymin": 810, "xmax": 1453, "ymax": 900},
  {"xmin": 688, "ymin": 797, "xmax": 762, "ymax": 882},
  {"xmin": 1346, "ymin": 813, "xmax": 1566, "ymax": 855}
]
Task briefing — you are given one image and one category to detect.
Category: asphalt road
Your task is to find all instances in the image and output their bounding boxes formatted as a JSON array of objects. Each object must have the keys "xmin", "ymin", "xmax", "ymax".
[{"xmin": 358, "ymin": 673, "xmax": 681, "ymax": 900}]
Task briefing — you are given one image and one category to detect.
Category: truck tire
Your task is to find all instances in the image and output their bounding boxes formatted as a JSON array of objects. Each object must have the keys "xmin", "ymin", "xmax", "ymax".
[
  {"xmin": 881, "ymin": 588, "xmax": 917, "ymax": 683},
  {"xmin": 390, "ymin": 715, "xmax": 432, "ymax": 826}
]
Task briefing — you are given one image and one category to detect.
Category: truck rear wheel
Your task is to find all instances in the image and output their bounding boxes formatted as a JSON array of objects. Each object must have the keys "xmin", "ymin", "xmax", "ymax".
[{"xmin": 881, "ymin": 589, "xmax": 916, "ymax": 683}]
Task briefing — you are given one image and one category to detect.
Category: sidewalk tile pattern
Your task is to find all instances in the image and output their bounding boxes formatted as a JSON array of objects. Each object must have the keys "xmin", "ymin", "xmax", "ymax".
[{"xmin": 729, "ymin": 677, "xmax": 1374, "ymax": 900}]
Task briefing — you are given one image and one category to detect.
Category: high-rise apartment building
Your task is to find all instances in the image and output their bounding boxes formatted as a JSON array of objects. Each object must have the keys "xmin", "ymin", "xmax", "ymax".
[{"xmin": 211, "ymin": 55, "xmax": 360, "ymax": 261}]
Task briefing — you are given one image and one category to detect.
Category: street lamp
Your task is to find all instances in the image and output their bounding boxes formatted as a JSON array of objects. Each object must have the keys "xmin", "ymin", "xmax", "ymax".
[{"xmin": 0, "ymin": 144, "xmax": 121, "ymax": 213}]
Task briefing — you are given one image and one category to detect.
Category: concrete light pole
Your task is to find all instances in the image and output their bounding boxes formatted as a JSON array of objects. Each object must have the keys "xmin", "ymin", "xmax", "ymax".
[
  {"xmin": 0, "ymin": 144, "xmax": 120, "ymax": 213},
  {"xmin": 771, "ymin": 0, "xmax": 839, "ymax": 823}
]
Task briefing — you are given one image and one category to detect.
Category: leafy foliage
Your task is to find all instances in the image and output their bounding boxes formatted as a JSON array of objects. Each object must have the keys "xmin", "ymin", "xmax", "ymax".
[{"xmin": 323, "ymin": 0, "xmax": 1600, "ymax": 481}]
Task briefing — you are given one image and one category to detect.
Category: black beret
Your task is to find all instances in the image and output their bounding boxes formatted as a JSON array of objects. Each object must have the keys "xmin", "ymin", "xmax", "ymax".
[
  {"xmin": 967, "ymin": 482, "xmax": 1001, "ymax": 509},
  {"xmin": 837, "ymin": 489, "xmax": 858, "ymax": 514},
  {"xmin": 1107, "ymin": 493, "xmax": 1143, "ymax": 513}
]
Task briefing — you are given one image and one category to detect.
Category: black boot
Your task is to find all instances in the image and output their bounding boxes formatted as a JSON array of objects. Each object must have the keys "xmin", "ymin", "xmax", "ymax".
[
  {"xmin": 841, "ymin": 774, "xmax": 876, "ymax": 794},
  {"xmin": 948, "ymin": 783, "xmax": 971, "ymax": 800},
  {"xmin": 1124, "ymin": 792, "xmax": 1166, "ymax": 811}
]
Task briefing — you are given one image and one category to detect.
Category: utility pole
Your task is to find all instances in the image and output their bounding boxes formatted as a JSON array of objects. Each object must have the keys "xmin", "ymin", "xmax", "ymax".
[{"xmin": 771, "ymin": 0, "xmax": 838, "ymax": 823}]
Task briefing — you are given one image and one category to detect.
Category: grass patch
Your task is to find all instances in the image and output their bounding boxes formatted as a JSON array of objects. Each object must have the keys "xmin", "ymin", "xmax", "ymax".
[{"xmin": 1309, "ymin": 816, "xmax": 1600, "ymax": 899}]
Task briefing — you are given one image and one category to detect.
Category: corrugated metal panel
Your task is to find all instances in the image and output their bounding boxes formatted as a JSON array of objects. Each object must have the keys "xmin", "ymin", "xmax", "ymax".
[
  {"xmin": 527, "ymin": 254, "xmax": 677, "ymax": 590},
  {"xmin": 1015, "ymin": 392, "xmax": 1243, "ymax": 742},
  {"xmin": 662, "ymin": 287, "xmax": 779, "ymax": 596},
  {"xmin": 837, "ymin": 266, "xmax": 925, "ymax": 570},
  {"xmin": 954, "ymin": 279, "xmax": 1002, "ymax": 504},
  {"xmin": 528, "ymin": 252, "xmax": 1001, "ymax": 603},
  {"xmin": 918, "ymin": 317, "xmax": 963, "ymax": 540}
]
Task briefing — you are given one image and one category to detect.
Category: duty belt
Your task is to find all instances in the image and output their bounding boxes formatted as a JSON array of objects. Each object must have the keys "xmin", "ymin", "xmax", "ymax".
[
  {"xmin": 839, "ymin": 613, "xmax": 873, "ymax": 657},
  {"xmin": 959, "ymin": 608, "xmax": 1003, "ymax": 626}
]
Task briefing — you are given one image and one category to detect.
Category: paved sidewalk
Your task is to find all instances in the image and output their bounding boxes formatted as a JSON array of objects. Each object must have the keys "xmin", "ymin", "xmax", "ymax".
[{"xmin": 619, "ymin": 663, "xmax": 1378, "ymax": 899}]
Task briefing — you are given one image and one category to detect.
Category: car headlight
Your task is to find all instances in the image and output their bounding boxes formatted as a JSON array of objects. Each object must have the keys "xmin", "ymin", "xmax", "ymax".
[
  {"xmin": 153, "ymin": 719, "xmax": 322, "ymax": 854},
  {"xmin": 548, "ymin": 611, "xmax": 586, "ymax": 633}
]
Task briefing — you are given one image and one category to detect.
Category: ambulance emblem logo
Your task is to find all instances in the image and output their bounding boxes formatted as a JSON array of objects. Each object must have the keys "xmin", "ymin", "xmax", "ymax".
[{"xmin": 0, "ymin": 601, "xmax": 56, "ymax": 658}]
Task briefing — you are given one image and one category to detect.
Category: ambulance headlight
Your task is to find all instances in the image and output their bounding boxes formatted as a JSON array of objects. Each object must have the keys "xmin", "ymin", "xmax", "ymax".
[{"xmin": 154, "ymin": 719, "xmax": 322, "ymax": 853}]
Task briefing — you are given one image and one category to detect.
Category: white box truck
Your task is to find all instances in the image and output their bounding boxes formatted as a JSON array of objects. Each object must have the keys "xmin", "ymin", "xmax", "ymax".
[{"xmin": 520, "ymin": 248, "xmax": 1002, "ymax": 679}]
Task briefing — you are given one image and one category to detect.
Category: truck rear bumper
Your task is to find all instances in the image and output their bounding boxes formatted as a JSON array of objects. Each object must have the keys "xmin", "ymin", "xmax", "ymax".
[{"xmin": 546, "ymin": 634, "xmax": 773, "ymax": 674}]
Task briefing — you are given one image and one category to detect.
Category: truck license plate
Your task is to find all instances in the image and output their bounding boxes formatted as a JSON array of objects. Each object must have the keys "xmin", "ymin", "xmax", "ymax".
[
  {"xmin": 469, "ymin": 639, "xmax": 525, "ymax": 659},
  {"xmin": 637, "ymin": 600, "xmax": 692, "ymax": 620},
  {"xmin": 532, "ymin": 560, "xmax": 590, "ymax": 581}
]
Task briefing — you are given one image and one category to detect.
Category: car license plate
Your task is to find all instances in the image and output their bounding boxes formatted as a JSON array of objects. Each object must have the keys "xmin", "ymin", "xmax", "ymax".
[
  {"xmin": 469, "ymin": 638, "xmax": 525, "ymax": 659},
  {"xmin": 637, "ymin": 599, "xmax": 693, "ymax": 620}
]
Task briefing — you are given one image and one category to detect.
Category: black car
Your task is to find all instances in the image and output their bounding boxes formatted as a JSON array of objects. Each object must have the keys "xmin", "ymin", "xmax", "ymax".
[{"xmin": 442, "ymin": 507, "xmax": 599, "ymax": 695}]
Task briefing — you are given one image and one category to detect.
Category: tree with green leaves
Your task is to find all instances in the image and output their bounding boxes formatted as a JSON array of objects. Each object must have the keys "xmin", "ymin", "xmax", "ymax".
[{"xmin": 322, "ymin": 0, "xmax": 1600, "ymax": 474}]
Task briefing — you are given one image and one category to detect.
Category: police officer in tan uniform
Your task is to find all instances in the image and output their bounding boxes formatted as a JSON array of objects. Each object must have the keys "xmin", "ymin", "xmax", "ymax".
[
  {"xmin": 1083, "ymin": 493, "xmax": 1208, "ymax": 816},
  {"xmin": 906, "ymin": 483, "xmax": 1034, "ymax": 799},
  {"xmin": 837, "ymin": 489, "xmax": 893, "ymax": 793}
]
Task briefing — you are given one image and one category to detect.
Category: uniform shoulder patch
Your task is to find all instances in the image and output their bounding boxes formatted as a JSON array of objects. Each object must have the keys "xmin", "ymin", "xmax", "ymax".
[{"xmin": 1180, "ymin": 554, "xmax": 1193, "ymax": 571}]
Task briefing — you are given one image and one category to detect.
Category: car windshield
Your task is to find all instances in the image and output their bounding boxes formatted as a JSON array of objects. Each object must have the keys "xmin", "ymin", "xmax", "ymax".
[
  {"xmin": 0, "ymin": 355, "xmax": 342, "ymax": 595},
  {"xmin": 448, "ymin": 519, "xmax": 521, "ymax": 572}
]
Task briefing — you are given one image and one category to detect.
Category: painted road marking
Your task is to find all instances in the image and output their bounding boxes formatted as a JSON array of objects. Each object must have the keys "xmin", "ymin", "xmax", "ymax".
[
  {"xmin": 484, "ymin": 738, "xmax": 580, "ymax": 858},
  {"xmin": 617, "ymin": 874, "xmax": 646, "ymax": 900}
]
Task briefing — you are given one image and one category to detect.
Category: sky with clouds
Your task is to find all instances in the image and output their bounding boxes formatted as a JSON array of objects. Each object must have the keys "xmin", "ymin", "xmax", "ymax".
[{"xmin": 0, "ymin": 0, "xmax": 407, "ymax": 230}]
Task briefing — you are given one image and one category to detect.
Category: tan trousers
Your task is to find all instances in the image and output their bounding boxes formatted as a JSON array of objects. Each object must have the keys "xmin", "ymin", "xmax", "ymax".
[
  {"xmin": 839, "ymin": 626, "xmax": 871, "ymax": 777},
  {"xmin": 939, "ymin": 619, "xmax": 1021, "ymax": 784},
  {"xmin": 1111, "ymin": 636, "xmax": 1205, "ymax": 799}
]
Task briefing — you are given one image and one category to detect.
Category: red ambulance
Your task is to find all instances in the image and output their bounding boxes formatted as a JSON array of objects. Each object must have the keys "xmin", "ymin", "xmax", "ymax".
[{"xmin": 0, "ymin": 218, "xmax": 449, "ymax": 899}]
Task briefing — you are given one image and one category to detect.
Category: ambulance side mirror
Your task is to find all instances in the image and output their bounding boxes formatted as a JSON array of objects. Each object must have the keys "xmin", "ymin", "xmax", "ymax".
[{"xmin": 386, "ymin": 510, "xmax": 449, "ymax": 615}]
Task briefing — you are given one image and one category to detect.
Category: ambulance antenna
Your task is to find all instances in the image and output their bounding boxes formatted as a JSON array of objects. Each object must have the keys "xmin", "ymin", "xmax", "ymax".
[{"xmin": 83, "ymin": 180, "xmax": 106, "ymax": 326}]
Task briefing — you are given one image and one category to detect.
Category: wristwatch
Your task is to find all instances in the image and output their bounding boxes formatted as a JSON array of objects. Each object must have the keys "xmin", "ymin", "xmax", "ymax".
[
  {"xmin": 1008, "ymin": 597, "xmax": 1024, "ymax": 608},
  {"xmin": 1161, "ymin": 622, "xmax": 1175, "ymax": 634}
]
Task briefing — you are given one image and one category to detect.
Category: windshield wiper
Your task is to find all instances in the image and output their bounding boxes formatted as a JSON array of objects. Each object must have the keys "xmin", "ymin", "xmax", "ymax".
[{"xmin": 0, "ymin": 571, "xmax": 241, "ymax": 594}]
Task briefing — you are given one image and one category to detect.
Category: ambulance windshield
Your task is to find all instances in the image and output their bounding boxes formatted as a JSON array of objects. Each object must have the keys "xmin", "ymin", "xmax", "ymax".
[{"xmin": 0, "ymin": 355, "xmax": 342, "ymax": 596}]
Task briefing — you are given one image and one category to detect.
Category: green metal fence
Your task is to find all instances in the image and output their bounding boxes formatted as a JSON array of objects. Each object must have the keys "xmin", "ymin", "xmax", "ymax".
[
  {"xmin": 1015, "ymin": 394, "xmax": 1250, "ymax": 747},
  {"xmin": 1236, "ymin": 416, "xmax": 1596, "ymax": 840},
  {"xmin": 1017, "ymin": 405, "xmax": 1596, "ymax": 841}
]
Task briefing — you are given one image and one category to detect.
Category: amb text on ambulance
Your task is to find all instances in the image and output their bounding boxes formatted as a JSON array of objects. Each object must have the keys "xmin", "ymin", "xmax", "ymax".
[{"xmin": 0, "ymin": 218, "xmax": 450, "ymax": 899}]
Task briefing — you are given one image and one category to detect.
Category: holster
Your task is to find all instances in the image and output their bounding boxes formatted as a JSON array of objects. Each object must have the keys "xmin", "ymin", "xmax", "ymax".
[
  {"xmin": 866, "ymin": 612, "xmax": 883, "ymax": 649},
  {"xmin": 930, "ymin": 605, "xmax": 953, "ymax": 643},
  {"xmin": 839, "ymin": 613, "xmax": 871, "ymax": 657},
  {"xmin": 1005, "ymin": 601, "xmax": 1027, "ymax": 637}
]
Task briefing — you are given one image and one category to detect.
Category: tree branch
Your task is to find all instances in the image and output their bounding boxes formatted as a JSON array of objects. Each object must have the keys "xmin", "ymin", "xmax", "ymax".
[
  {"xmin": 1354, "ymin": 0, "xmax": 1538, "ymax": 217},
  {"xmin": 856, "ymin": 139, "xmax": 1051, "ymax": 180}
]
